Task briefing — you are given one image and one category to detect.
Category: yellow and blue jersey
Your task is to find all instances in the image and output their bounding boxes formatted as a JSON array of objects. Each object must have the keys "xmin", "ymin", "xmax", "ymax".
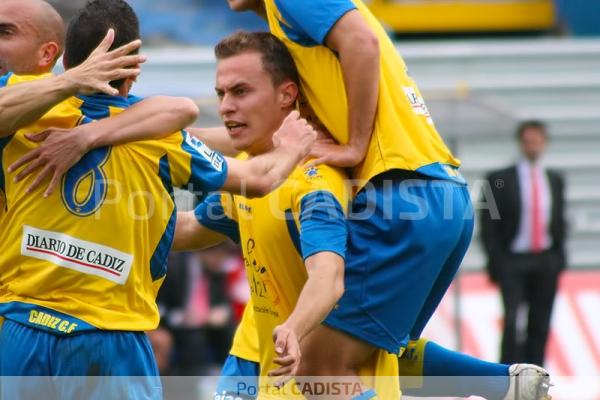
[
  {"xmin": 0, "ymin": 73, "xmax": 227, "ymax": 334},
  {"xmin": 196, "ymin": 162, "xmax": 400, "ymax": 397},
  {"xmin": 263, "ymin": 0, "xmax": 464, "ymax": 189}
]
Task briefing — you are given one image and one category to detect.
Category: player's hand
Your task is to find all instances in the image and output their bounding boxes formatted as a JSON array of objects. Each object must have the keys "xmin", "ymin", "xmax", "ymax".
[
  {"xmin": 268, "ymin": 324, "xmax": 301, "ymax": 388},
  {"xmin": 306, "ymin": 141, "xmax": 363, "ymax": 168},
  {"xmin": 62, "ymin": 29, "xmax": 146, "ymax": 96},
  {"xmin": 273, "ymin": 110, "xmax": 317, "ymax": 161},
  {"xmin": 8, "ymin": 126, "xmax": 92, "ymax": 197}
]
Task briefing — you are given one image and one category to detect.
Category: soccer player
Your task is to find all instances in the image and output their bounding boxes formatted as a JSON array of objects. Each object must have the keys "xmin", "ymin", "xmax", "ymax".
[
  {"xmin": 173, "ymin": 31, "xmax": 400, "ymax": 399},
  {"xmin": 222, "ymin": 1, "xmax": 551, "ymax": 399},
  {"xmin": 0, "ymin": 2, "xmax": 315, "ymax": 399}
]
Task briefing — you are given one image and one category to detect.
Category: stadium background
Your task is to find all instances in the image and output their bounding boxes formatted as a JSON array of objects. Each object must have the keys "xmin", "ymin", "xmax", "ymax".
[{"xmin": 47, "ymin": 1, "xmax": 600, "ymax": 398}]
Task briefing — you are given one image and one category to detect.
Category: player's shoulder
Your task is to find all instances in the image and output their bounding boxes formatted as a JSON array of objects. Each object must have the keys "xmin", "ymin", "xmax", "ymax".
[
  {"xmin": 0, "ymin": 72, "xmax": 51, "ymax": 87},
  {"xmin": 290, "ymin": 163, "xmax": 350, "ymax": 200}
]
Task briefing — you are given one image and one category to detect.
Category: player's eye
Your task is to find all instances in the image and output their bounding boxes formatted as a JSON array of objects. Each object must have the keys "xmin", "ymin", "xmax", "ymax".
[{"xmin": 233, "ymin": 87, "xmax": 247, "ymax": 96}]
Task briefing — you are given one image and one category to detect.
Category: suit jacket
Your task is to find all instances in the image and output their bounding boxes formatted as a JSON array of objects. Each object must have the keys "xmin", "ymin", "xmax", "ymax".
[{"xmin": 480, "ymin": 165, "xmax": 567, "ymax": 282}]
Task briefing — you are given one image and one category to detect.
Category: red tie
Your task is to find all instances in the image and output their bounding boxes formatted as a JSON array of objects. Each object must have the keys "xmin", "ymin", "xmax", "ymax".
[{"xmin": 531, "ymin": 166, "xmax": 543, "ymax": 253}]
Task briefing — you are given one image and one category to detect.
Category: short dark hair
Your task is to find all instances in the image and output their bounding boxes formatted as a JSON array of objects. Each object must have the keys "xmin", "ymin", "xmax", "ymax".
[
  {"xmin": 64, "ymin": 0, "xmax": 140, "ymax": 89},
  {"xmin": 214, "ymin": 31, "xmax": 299, "ymax": 87},
  {"xmin": 516, "ymin": 120, "xmax": 548, "ymax": 141}
]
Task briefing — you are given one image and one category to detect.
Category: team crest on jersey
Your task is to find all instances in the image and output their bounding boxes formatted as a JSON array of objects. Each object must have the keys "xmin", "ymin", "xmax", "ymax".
[
  {"xmin": 185, "ymin": 133, "xmax": 225, "ymax": 172},
  {"xmin": 21, "ymin": 226, "xmax": 133, "ymax": 285},
  {"xmin": 304, "ymin": 166, "xmax": 322, "ymax": 179}
]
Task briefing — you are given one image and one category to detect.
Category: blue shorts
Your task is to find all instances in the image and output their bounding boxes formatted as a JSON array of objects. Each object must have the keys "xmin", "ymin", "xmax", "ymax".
[
  {"xmin": 324, "ymin": 170, "xmax": 474, "ymax": 355},
  {"xmin": 214, "ymin": 354, "xmax": 260, "ymax": 400},
  {"xmin": 0, "ymin": 318, "xmax": 161, "ymax": 400}
]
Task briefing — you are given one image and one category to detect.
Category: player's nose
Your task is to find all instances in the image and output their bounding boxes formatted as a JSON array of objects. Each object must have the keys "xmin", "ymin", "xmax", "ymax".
[{"xmin": 218, "ymin": 93, "xmax": 237, "ymax": 116}]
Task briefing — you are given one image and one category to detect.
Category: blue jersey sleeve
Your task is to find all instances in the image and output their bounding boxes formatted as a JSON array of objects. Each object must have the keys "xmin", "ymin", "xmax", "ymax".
[
  {"xmin": 299, "ymin": 190, "xmax": 347, "ymax": 260},
  {"xmin": 127, "ymin": 94, "xmax": 144, "ymax": 105},
  {"xmin": 194, "ymin": 193, "xmax": 240, "ymax": 243},
  {"xmin": 180, "ymin": 131, "xmax": 228, "ymax": 197},
  {"xmin": 0, "ymin": 73, "xmax": 12, "ymax": 88},
  {"xmin": 275, "ymin": 0, "xmax": 356, "ymax": 45}
]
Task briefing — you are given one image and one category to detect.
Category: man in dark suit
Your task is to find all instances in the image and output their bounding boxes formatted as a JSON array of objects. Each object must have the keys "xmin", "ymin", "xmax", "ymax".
[{"xmin": 480, "ymin": 120, "xmax": 567, "ymax": 366}]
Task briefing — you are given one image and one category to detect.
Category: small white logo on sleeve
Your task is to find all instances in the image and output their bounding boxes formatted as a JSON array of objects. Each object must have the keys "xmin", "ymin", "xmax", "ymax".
[
  {"xmin": 185, "ymin": 133, "xmax": 224, "ymax": 172},
  {"xmin": 21, "ymin": 226, "xmax": 133, "ymax": 285}
]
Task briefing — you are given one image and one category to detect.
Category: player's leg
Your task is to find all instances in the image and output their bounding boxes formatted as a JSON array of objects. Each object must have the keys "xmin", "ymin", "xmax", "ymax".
[
  {"xmin": 214, "ymin": 354, "xmax": 260, "ymax": 400},
  {"xmin": 396, "ymin": 187, "xmax": 512, "ymax": 397},
  {"xmin": 52, "ymin": 330, "xmax": 162, "ymax": 400},
  {"xmin": 303, "ymin": 171, "xmax": 465, "ymax": 398},
  {"xmin": 404, "ymin": 185, "xmax": 550, "ymax": 399},
  {"xmin": 298, "ymin": 324, "xmax": 381, "ymax": 399},
  {"xmin": 0, "ymin": 318, "xmax": 56, "ymax": 400}
]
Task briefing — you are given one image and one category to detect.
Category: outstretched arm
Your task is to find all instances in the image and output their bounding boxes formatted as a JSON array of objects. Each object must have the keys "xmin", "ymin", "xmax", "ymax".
[{"xmin": 0, "ymin": 29, "xmax": 145, "ymax": 136}]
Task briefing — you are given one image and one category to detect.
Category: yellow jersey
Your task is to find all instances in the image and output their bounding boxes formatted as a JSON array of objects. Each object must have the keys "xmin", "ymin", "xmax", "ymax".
[
  {"xmin": 196, "ymin": 163, "xmax": 400, "ymax": 398},
  {"xmin": 264, "ymin": 0, "xmax": 464, "ymax": 190},
  {"xmin": 0, "ymin": 73, "xmax": 228, "ymax": 334}
]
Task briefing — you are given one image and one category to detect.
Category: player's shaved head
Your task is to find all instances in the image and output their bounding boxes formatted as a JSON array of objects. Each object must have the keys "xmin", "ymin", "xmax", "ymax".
[
  {"xmin": 0, "ymin": 0, "xmax": 65, "ymax": 74},
  {"xmin": 34, "ymin": 1, "xmax": 66, "ymax": 56}
]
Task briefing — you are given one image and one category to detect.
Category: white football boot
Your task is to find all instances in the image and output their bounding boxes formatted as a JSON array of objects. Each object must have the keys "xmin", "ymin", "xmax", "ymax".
[{"xmin": 503, "ymin": 363, "xmax": 552, "ymax": 400}]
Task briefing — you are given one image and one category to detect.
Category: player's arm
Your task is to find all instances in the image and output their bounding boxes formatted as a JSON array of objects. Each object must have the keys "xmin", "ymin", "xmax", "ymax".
[
  {"xmin": 270, "ymin": 251, "xmax": 345, "ymax": 380},
  {"xmin": 186, "ymin": 126, "xmax": 238, "ymax": 157},
  {"xmin": 307, "ymin": 8, "xmax": 380, "ymax": 167},
  {"xmin": 270, "ymin": 187, "xmax": 348, "ymax": 380},
  {"xmin": 172, "ymin": 211, "xmax": 228, "ymax": 251},
  {"xmin": 173, "ymin": 193, "xmax": 240, "ymax": 251},
  {"xmin": 9, "ymin": 95, "xmax": 199, "ymax": 197},
  {"xmin": 221, "ymin": 111, "xmax": 316, "ymax": 198},
  {"xmin": 0, "ymin": 29, "xmax": 144, "ymax": 136}
]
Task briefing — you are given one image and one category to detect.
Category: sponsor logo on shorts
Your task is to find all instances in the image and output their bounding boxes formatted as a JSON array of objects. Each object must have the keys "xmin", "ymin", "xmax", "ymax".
[{"xmin": 21, "ymin": 226, "xmax": 133, "ymax": 285}]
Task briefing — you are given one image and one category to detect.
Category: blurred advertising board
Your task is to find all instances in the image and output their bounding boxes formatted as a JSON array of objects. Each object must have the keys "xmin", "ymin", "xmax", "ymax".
[{"xmin": 366, "ymin": 0, "xmax": 556, "ymax": 33}]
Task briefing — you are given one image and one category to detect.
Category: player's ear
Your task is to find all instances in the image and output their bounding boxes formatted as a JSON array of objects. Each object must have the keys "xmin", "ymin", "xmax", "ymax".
[
  {"xmin": 278, "ymin": 81, "xmax": 298, "ymax": 109},
  {"xmin": 38, "ymin": 41, "xmax": 60, "ymax": 70}
]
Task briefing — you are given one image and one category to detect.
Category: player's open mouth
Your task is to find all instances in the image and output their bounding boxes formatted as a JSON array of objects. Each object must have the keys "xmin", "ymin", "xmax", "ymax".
[{"xmin": 225, "ymin": 121, "xmax": 247, "ymax": 135}]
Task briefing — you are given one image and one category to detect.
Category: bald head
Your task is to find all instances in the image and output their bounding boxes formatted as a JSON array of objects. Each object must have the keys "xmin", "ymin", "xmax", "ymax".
[
  {"xmin": 0, "ymin": 0, "xmax": 65, "ymax": 75},
  {"xmin": 34, "ymin": 1, "xmax": 66, "ymax": 56}
]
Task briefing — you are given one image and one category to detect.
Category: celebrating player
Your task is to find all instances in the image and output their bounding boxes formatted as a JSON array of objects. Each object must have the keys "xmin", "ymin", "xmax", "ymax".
[
  {"xmin": 173, "ymin": 30, "xmax": 400, "ymax": 399},
  {"xmin": 221, "ymin": 1, "xmax": 551, "ymax": 399}
]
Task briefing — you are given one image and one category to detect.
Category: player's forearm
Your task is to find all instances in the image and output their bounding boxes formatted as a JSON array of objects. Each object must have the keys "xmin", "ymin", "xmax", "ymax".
[
  {"xmin": 87, "ymin": 96, "xmax": 199, "ymax": 148},
  {"xmin": 172, "ymin": 211, "xmax": 227, "ymax": 251},
  {"xmin": 338, "ymin": 32, "xmax": 380, "ymax": 166},
  {"xmin": 282, "ymin": 258, "xmax": 344, "ymax": 341},
  {"xmin": 0, "ymin": 75, "xmax": 78, "ymax": 136},
  {"xmin": 187, "ymin": 127, "xmax": 239, "ymax": 157}
]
